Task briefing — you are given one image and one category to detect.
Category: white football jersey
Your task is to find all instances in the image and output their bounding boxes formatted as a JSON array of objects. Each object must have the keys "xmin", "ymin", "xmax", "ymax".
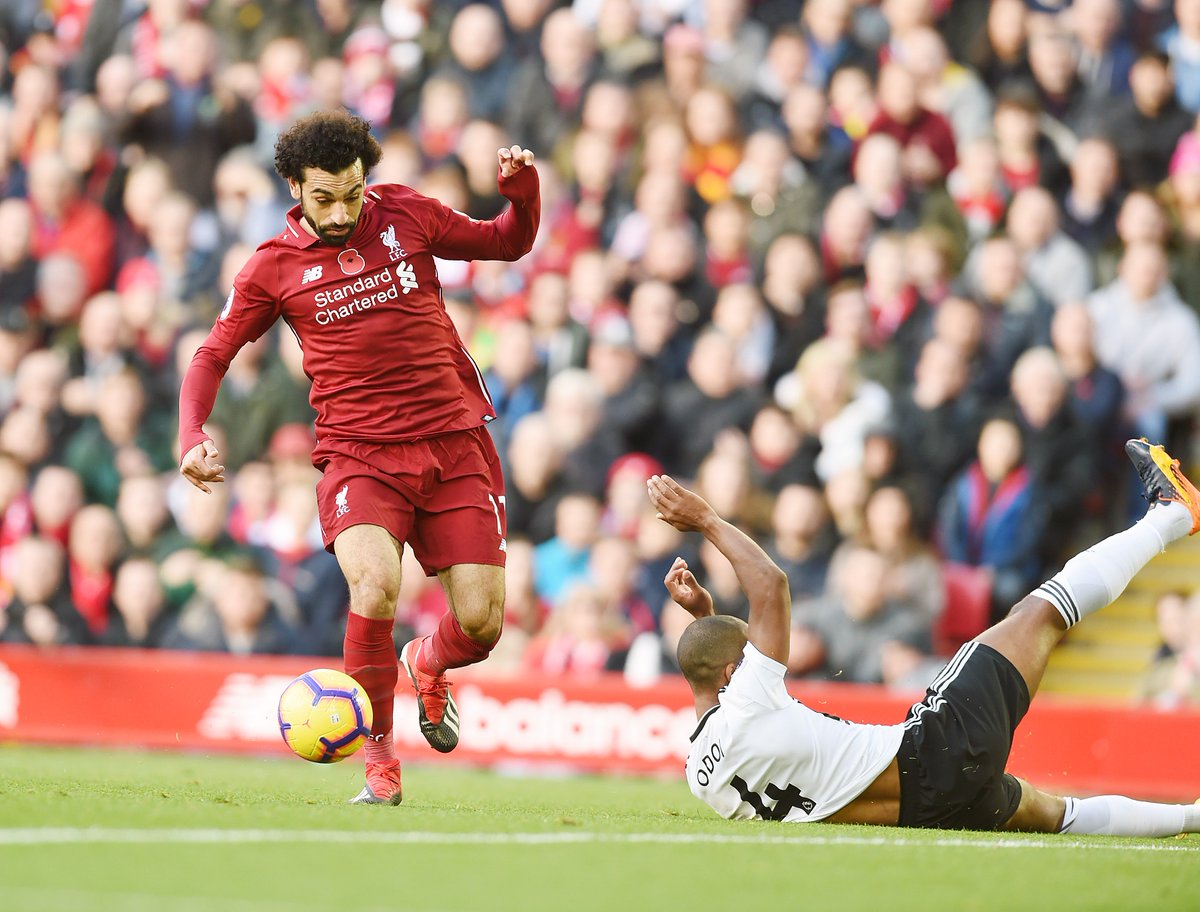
[{"xmin": 686, "ymin": 644, "xmax": 904, "ymax": 822}]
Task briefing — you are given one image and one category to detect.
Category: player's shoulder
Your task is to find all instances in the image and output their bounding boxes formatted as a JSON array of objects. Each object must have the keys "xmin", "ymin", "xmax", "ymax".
[{"xmin": 366, "ymin": 182, "xmax": 441, "ymax": 213}]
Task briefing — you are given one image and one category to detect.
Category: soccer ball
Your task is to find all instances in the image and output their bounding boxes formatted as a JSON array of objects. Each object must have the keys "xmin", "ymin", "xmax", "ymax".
[{"xmin": 278, "ymin": 669, "xmax": 373, "ymax": 763}]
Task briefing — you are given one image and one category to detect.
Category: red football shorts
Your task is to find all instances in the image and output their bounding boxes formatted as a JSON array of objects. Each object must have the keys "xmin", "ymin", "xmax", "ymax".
[{"xmin": 313, "ymin": 426, "xmax": 507, "ymax": 575}]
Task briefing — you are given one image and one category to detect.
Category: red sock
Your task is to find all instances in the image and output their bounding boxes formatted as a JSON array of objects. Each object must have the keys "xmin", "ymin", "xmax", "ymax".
[
  {"xmin": 344, "ymin": 613, "xmax": 397, "ymax": 739},
  {"xmin": 419, "ymin": 611, "xmax": 498, "ymax": 676}
]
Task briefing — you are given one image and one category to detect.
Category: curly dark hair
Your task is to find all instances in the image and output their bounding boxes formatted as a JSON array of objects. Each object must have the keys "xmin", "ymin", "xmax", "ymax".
[{"xmin": 273, "ymin": 111, "xmax": 383, "ymax": 183}]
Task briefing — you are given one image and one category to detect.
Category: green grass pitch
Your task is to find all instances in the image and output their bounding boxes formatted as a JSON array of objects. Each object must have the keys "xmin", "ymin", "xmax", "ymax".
[{"xmin": 0, "ymin": 745, "xmax": 1196, "ymax": 912}]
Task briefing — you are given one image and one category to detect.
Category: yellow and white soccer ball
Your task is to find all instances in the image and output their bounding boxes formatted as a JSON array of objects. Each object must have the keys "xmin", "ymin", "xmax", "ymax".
[{"xmin": 278, "ymin": 669, "xmax": 373, "ymax": 763}]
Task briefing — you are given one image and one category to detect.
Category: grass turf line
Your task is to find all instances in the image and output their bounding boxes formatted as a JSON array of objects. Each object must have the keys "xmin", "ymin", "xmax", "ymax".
[{"xmin": 0, "ymin": 745, "xmax": 1195, "ymax": 912}]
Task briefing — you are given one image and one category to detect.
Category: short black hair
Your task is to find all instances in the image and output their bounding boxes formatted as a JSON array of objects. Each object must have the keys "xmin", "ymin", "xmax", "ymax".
[{"xmin": 273, "ymin": 111, "xmax": 383, "ymax": 184}]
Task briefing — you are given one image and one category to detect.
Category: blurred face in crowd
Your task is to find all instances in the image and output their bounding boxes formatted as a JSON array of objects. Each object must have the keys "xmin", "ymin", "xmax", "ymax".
[
  {"xmin": 15, "ymin": 348, "xmax": 67, "ymax": 413},
  {"xmin": 712, "ymin": 284, "xmax": 764, "ymax": 345},
  {"xmin": 31, "ymin": 466, "xmax": 83, "ymax": 534},
  {"xmin": 993, "ymin": 99, "xmax": 1038, "ymax": 151},
  {"xmin": 686, "ymin": 87, "xmax": 738, "ymax": 147},
  {"xmin": 12, "ymin": 536, "xmax": 65, "ymax": 605},
  {"xmin": 628, "ymin": 280, "xmax": 679, "ymax": 356},
  {"xmin": 164, "ymin": 20, "xmax": 217, "ymax": 86},
  {"xmin": 0, "ymin": 407, "xmax": 51, "ymax": 467},
  {"xmin": 877, "ymin": 64, "xmax": 920, "ymax": 124},
  {"xmin": 28, "ymin": 153, "xmax": 78, "ymax": 219},
  {"xmin": 1116, "ymin": 191, "xmax": 1169, "ymax": 245},
  {"xmin": 1119, "ymin": 242, "xmax": 1168, "ymax": 302},
  {"xmin": 508, "ymin": 413, "xmax": 563, "ymax": 494},
  {"xmin": 934, "ymin": 296, "xmax": 984, "ymax": 356},
  {"xmin": 865, "ymin": 486, "xmax": 914, "ymax": 554},
  {"xmin": 1180, "ymin": 0, "xmax": 1200, "ymax": 37},
  {"xmin": 762, "ymin": 234, "xmax": 819, "ymax": 313},
  {"xmin": 697, "ymin": 449, "xmax": 750, "ymax": 520},
  {"xmin": 977, "ymin": 238, "xmax": 1024, "ymax": 304},
  {"xmin": 837, "ymin": 547, "xmax": 890, "ymax": 621},
  {"xmin": 587, "ymin": 321, "xmax": 639, "ymax": 395},
  {"xmin": 1029, "ymin": 31, "xmax": 1078, "ymax": 95},
  {"xmin": 1070, "ymin": 138, "xmax": 1119, "ymax": 201},
  {"xmin": 765, "ymin": 30, "xmax": 809, "ymax": 90},
  {"xmin": 1011, "ymin": 349, "xmax": 1067, "ymax": 429},
  {"xmin": 79, "ymin": 293, "xmax": 125, "ymax": 357},
  {"xmin": 215, "ymin": 565, "xmax": 270, "ymax": 634},
  {"xmin": 1007, "ymin": 187, "xmax": 1059, "ymax": 251},
  {"xmin": 117, "ymin": 475, "xmax": 170, "ymax": 547},
  {"xmin": 491, "ymin": 319, "xmax": 537, "ymax": 388},
  {"xmin": 451, "ymin": 4, "xmax": 505, "ymax": 71},
  {"xmin": 37, "ymin": 254, "xmax": 88, "ymax": 325},
  {"xmin": 288, "ymin": 159, "xmax": 366, "ymax": 246},
  {"xmin": 69, "ymin": 504, "xmax": 123, "ymax": 572},
  {"xmin": 582, "ymin": 81, "xmax": 634, "ymax": 140},
  {"xmin": 555, "ymin": 493, "xmax": 602, "ymax": 551},
  {"xmin": 978, "ymin": 419, "xmax": 1023, "ymax": 483},
  {"xmin": 0, "ymin": 199, "xmax": 33, "ymax": 268},
  {"xmin": 95, "ymin": 54, "xmax": 137, "ymax": 115},
  {"xmin": 913, "ymin": 337, "xmax": 967, "ymax": 407},
  {"xmin": 823, "ymin": 187, "xmax": 872, "ymax": 258},
  {"xmin": 988, "ymin": 0, "xmax": 1027, "ymax": 58},
  {"xmin": 1130, "ymin": 55, "xmax": 1175, "ymax": 114},
  {"xmin": 689, "ymin": 330, "xmax": 738, "ymax": 399},
  {"xmin": 179, "ymin": 482, "xmax": 231, "ymax": 544},
  {"xmin": 148, "ymin": 193, "xmax": 197, "ymax": 261},
  {"xmin": 1072, "ymin": 0, "xmax": 1121, "ymax": 53},
  {"xmin": 545, "ymin": 369, "xmax": 603, "ymax": 449},
  {"xmin": 123, "ymin": 158, "xmax": 173, "ymax": 234},
  {"xmin": 96, "ymin": 372, "xmax": 146, "ymax": 445},
  {"xmin": 783, "ymin": 83, "xmax": 828, "ymax": 139},
  {"xmin": 772, "ymin": 484, "xmax": 828, "ymax": 541},
  {"xmin": 853, "ymin": 134, "xmax": 903, "ymax": 201},
  {"xmin": 1050, "ymin": 302, "xmax": 1096, "ymax": 367},
  {"xmin": 541, "ymin": 7, "xmax": 595, "ymax": 80},
  {"xmin": 113, "ymin": 559, "xmax": 166, "ymax": 637},
  {"xmin": 589, "ymin": 536, "xmax": 638, "ymax": 601},
  {"xmin": 804, "ymin": 0, "xmax": 852, "ymax": 46},
  {"xmin": 749, "ymin": 404, "xmax": 799, "ymax": 465}
]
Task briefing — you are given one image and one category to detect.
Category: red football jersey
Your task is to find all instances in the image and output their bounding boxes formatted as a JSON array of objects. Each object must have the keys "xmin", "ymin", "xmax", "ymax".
[{"xmin": 179, "ymin": 167, "xmax": 540, "ymax": 456}]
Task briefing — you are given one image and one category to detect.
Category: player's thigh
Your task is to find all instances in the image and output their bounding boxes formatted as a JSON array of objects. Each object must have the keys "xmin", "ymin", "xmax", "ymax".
[
  {"xmin": 973, "ymin": 595, "xmax": 1065, "ymax": 699},
  {"xmin": 1001, "ymin": 778, "xmax": 1067, "ymax": 833},
  {"xmin": 333, "ymin": 523, "xmax": 404, "ymax": 619}
]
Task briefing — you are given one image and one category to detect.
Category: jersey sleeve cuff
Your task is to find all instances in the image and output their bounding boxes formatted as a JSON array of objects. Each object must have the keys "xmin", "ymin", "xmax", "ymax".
[
  {"xmin": 742, "ymin": 643, "xmax": 787, "ymax": 678},
  {"xmin": 497, "ymin": 165, "xmax": 538, "ymax": 204}
]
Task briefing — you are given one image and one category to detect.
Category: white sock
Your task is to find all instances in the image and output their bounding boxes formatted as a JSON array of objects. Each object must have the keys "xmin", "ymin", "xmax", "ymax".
[
  {"xmin": 1060, "ymin": 794, "xmax": 1200, "ymax": 837},
  {"xmin": 1032, "ymin": 503, "xmax": 1192, "ymax": 628}
]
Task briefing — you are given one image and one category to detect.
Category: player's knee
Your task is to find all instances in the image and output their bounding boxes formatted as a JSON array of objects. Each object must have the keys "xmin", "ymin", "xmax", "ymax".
[
  {"xmin": 459, "ymin": 603, "xmax": 503, "ymax": 645},
  {"xmin": 347, "ymin": 575, "xmax": 399, "ymax": 618}
]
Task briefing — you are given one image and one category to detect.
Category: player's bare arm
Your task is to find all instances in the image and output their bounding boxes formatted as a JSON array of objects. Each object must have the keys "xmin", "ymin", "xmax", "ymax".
[
  {"xmin": 179, "ymin": 439, "xmax": 225, "ymax": 494},
  {"xmin": 648, "ymin": 474, "xmax": 790, "ymax": 665}
]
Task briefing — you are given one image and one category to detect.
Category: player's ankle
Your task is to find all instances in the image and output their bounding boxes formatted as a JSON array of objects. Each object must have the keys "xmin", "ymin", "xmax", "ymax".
[{"xmin": 363, "ymin": 731, "xmax": 396, "ymax": 763}]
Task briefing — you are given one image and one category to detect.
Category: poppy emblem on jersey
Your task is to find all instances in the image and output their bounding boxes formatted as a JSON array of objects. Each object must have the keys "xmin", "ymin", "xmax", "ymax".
[
  {"xmin": 337, "ymin": 248, "xmax": 366, "ymax": 276},
  {"xmin": 335, "ymin": 484, "xmax": 350, "ymax": 518},
  {"xmin": 380, "ymin": 224, "xmax": 407, "ymax": 261}
]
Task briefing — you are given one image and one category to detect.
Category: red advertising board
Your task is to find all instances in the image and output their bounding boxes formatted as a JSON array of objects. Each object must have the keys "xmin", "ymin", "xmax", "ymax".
[{"xmin": 0, "ymin": 645, "xmax": 1197, "ymax": 800}]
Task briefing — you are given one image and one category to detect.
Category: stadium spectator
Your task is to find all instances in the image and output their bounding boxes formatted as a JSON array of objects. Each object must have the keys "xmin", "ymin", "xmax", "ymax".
[
  {"xmin": 163, "ymin": 552, "xmax": 296, "ymax": 655},
  {"xmin": 1088, "ymin": 241, "xmax": 1200, "ymax": 448},
  {"xmin": 1140, "ymin": 589, "xmax": 1200, "ymax": 707},
  {"xmin": 3, "ymin": 535, "xmax": 85, "ymax": 646},
  {"xmin": 1005, "ymin": 186, "xmax": 1094, "ymax": 308},
  {"xmin": 101, "ymin": 556, "xmax": 171, "ymax": 648},
  {"xmin": 938, "ymin": 417, "xmax": 1047, "ymax": 619}
]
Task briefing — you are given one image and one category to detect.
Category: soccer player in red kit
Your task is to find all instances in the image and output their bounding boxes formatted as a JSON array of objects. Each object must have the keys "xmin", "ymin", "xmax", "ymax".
[{"xmin": 178, "ymin": 111, "xmax": 540, "ymax": 805}]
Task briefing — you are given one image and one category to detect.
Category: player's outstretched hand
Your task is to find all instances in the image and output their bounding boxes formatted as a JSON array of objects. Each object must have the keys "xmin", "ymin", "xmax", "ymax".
[
  {"xmin": 664, "ymin": 556, "xmax": 715, "ymax": 619},
  {"xmin": 647, "ymin": 474, "xmax": 716, "ymax": 533},
  {"xmin": 180, "ymin": 439, "xmax": 225, "ymax": 494},
  {"xmin": 498, "ymin": 144, "xmax": 535, "ymax": 178}
]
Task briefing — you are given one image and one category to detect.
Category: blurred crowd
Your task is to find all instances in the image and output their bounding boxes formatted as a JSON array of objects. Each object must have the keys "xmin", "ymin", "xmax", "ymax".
[{"xmin": 2, "ymin": 0, "xmax": 1200, "ymax": 700}]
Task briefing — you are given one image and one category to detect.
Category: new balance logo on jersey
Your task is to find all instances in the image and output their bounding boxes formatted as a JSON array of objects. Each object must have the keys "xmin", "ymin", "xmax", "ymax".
[
  {"xmin": 301, "ymin": 265, "xmax": 324, "ymax": 285},
  {"xmin": 380, "ymin": 224, "xmax": 407, "ymax": 260},
  {"xmin": 335, "ymin": 484, "xmax": 350, "ymax": 518}
]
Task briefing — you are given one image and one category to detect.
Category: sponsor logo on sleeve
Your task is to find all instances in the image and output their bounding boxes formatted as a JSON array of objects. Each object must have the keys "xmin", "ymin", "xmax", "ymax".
[{"xmin": 219, "ymin": 289, "xmax": 234, "ymax": 321}]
